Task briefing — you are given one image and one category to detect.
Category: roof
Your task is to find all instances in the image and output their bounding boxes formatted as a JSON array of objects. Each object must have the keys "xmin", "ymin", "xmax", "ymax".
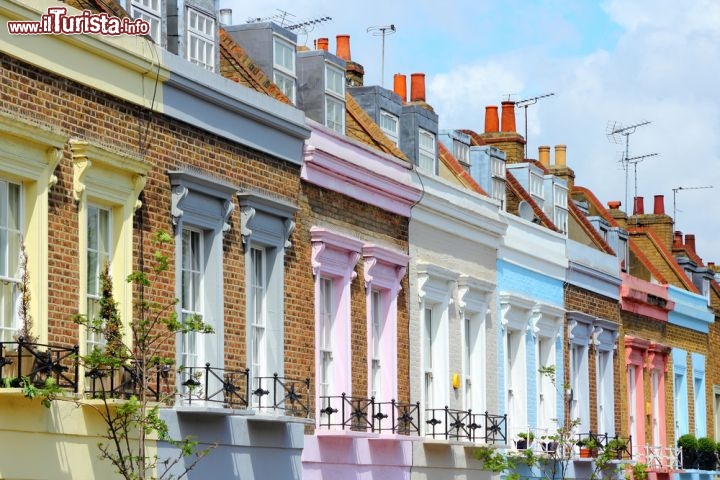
[
  {"xmin": 345, "ymin": 94, "xmax": 408, "ymax": 161},
  {"xmin": 568, "ymin": 200, "xmax": 615, "ymax": 255},
  {"xmin": 65, "ymin": 0, "xmax": 128, "ymax": 17},
  {"xmin": 627, "ymin": 227, "xmax": 699, "ymax": 293},
  {"xmin": 437, "ymin": 142, "xmax": 486, "ymax": 195},
  {"xmin": 571, "ymin": 186, "xmax": 622, "ymax": 228}
]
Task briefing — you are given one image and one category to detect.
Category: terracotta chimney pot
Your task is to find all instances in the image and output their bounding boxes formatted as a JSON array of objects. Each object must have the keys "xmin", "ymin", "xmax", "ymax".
[
  {"xmin": 555, "ymin": 145, "xmax": 567, "ymax": 167},
  {"xmin": 484, "ymin": 106, "xmax": 499, "ymax": 133},
  {"xmin": 410, "ymin": 73, "xmax": 425, "ymax": 102},
  {"xmin": 538, "ymin": 146, "xmax": 550, "ymax": 167},
  {"xmin": 653, "ymin": 195, "xmax": 665, "ymax": 215},
  {"xmin": 500, "ymin": 101, "xmax": 516, "ymax": 132},
  {"xmin": 336, "ymin": 34, "xmax": 351, "ymax": 61},
  {"xmin": 608, "ymin": 201, "xmax": 621, "ymax": 210},
  {"xmin": 317, "ymin": 37, "xmax": 329, "ymax": 51},
  {"xmin": 633, "ymin": 196, "xmax": 645, "ymax": 215},
  {"xmin": 673, "ymin": 231, "xmax": 683, "ymax": 249},
  {"xmin": 685, "ymin": 234, "xmax": 696, "ymax": 253},
  {"xmin": 393, "ymin": 74, "xmax": 407, "ymax": 102}
]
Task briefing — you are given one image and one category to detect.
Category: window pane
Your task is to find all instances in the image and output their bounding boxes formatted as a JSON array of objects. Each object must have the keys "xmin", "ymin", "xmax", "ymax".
[
  {"xmin": 87, "ymin": 251, "xmax": 98, "ymax": 295},
  {"xmin": 326, "ymin": 65, "xmax": 344, "ymax": 96}
]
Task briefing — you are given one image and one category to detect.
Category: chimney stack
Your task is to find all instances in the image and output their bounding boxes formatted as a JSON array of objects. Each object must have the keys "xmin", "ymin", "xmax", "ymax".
[
  {"xmin": 685, "ymin": 234, "xmax": 696, "ymax": 254},
  {"xmin": 393, "ymin": 74, "xmax": 407, "ymax": 102},
  {"xmin": 484, "ymin": 106, "xmax": 499, "ymax": 133},
  {"xmin": 633, "ymin": 196, "xmax": 645, "ymax": 215},
  {"xmin": 410, "ymin": 73, "xmax": 425, "ymax": 102},
  {"xmin": 554, "ymin": 145, "xmax": 567, "ymax": 167},
  {"xmin": 219, "ymin": 8, "xmax": 232, "ymax": 26},
  {"xmin": 653, "ymin": 195, "xmax": 665, "ymax": 215},
  {"xmin": 317, "ymin": 37, "xmax": 329, "ymax": 51},
  {"xmin": 673, "ymin": 231, "xmax": 684, "ymax": 249},
  {"xmin": 538, "ymin": 146, "xmax": 550, "ymax": 167},
  {"xmin": 500, "ymin": 101, "xmax": 516, "ymax": 132},
  {"xmin": 336, "ymin": 34, "xmax": 351, "ymax": 61}
]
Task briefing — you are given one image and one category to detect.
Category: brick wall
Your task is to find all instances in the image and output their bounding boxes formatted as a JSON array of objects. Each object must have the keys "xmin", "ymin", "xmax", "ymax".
[
  {"xmin": 1, "ymin": 52, "xmax": 304, "ymax": 386},
  {"xmin": 563, "ymin": 284, "xmax": 622, "ymax": 435},
  {"xmin": 298, "ymin": 182, "xmax": 410, "ymax": 404}
]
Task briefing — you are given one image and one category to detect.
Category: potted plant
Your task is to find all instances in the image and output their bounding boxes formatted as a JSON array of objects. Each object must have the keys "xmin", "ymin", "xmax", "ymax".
[
  {"xmin": 577, "ymin": 437, "xmax": 600, "ymax": 458},
  {"xmin": 605, "ymin": 438, "xmax": 628, "ymax": 460},
  {"xmin": 517, "ymin": 431, "xmax": 535, "ymax": 450},
  {"xmin": 632, "ymin": 462, "xmax": 648, "ymax": 480},
  {"xmin": 678, "ymin": 434, "xmax": 698, "ymax": 469},
  {"xmin": 697, "ymin": 437, "xmax": 717, "ymax": 470},
  {"xmin": 541, "ymin": 435, "xmax": 558, "ymax": 453}
]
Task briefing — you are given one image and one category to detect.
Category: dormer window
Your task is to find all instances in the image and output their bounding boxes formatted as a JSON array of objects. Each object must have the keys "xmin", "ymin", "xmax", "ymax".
[
  {"xmin": 380, "ymin": 111, "xmax": 399, "ymax": 146},
  {"xmin": 530, "ymin": 172, "xmax": 544, "ymax": 198},
  {"xmin": 324, "ymin": 63, "xmax": 345, "ymax": 134},
  {"xmin": 273, "ymin": 36, "xmax": 296, "ymax": 103},
  {"xmin": 453, "ymin": 140, "xmax": 470, "ymax": 166},
  {"xmin": 418, "ymin": 128, "xmax": 436, "ymax": 172},
  {"xmin": 187, "ymin": 8, "xmax": 215, "ymax": 71},
  {"xmin": 130, "ymin": 0, "xmax": 160, "ymax": 42},
  {"xmin": 553, "ymin": 185, "xmax": 568, "ymax": 233}
]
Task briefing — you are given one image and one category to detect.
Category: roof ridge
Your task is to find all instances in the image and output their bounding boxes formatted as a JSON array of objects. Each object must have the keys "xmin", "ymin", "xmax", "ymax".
[
  {"xmin": 568, "ymin": 200, "xmax": 615, "ymax": 255},
  {"xmin": 437, "ymin": 142, "xmax": 486, "ymax": 195},
  {"xmin": 345, "ymin": 94, "xmax": 408, "ymax": 161},
  {"xmin": 628, "ymin": 227, "xmax": 699, "ymax": 293},
  {"xmin": 506, "ymin": 171, "xmax": 557, "ymax": 231}
]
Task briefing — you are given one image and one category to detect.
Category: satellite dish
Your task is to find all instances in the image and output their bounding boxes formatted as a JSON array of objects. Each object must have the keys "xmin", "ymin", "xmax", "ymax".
[{"xmin": 518, "ymin": 201, "xmax": 534, "ymax": 221}]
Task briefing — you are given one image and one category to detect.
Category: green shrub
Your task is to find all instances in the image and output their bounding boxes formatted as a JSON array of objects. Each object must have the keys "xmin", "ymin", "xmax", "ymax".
[
  {"xmin": 697, "ymin": 437, "xmax": 717, "ymax": 470},
  {"xmin": 678, "ymin": 434, "xmax": 698, "ymax": 469}
]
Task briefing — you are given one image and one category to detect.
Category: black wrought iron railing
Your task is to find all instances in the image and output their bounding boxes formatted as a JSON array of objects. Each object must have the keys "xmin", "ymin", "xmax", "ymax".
[
  {"xmin": 180, "ymin": 364, "xmax": 250, "ymax": 408},
  {"xmin": 576, "ymin": 432, "xmax": 633, "ymax": 460},
  {"xmin": 0, "ymin": 337, "xmax": 79, "ymax": 392},
  {"xmin": 319, "ymin": 394, "xmax": 421, "ymax": 436},
  {"xmin": 425, "ymin": 407, "xmax": 507, "ymax": 444},
  {"xmin": 85, "ymin": 362, "xmax": 165, "ymax": 401},
  {"xmin": 251, "ymin": 374, "xmax": 311, "ymax": 418}
]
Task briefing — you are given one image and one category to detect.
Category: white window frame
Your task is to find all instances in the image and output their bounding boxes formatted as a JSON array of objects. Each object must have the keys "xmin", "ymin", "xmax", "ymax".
[
  {"xmin": 453, "ymin": 139, "xmax": 470, "ymax": 166},
  {"xmin": 187, "ymin": 8, "xmax": 215, "ymax": 71},
  {"xmin": 530, "ymin": 172, "xmax": 544, "ymax": 198},
  {"xmin": 370, "ymin": 289, "xmax": 382, "ymax": 399},
  {"xmin": 325, "ymin": 96, "xmax": 345, "ymax": 134},
  {"xmin": 85, "ymin": 205, "xmax": 112, "ymax": 352},
  {"xmin": 379, "ymin": 110, "xmax": 399, "ymax": 146},
  {"xmin": 249, "ymin": 245, "xmax": 267, "ymax": 385},
  {"xmin": 180, "ymin": 227, "xmax": 204, "ymax": 371},
  {"xmin": 319, "ymin": 276, "xmax": 335, "ymax": 398},
  {"xmin": 418, "ymin": 128, "xmax": 436, "ymax": 172},
  {"xmin": 130, "ymin": 0, "xmax": 160, "ymax": 43},
  {"xmin": 273, "ymin": 36, "xmax": 296, "ymax": 103},
  {"xmin": 0, "ymin": 179, "xmax": 22, "ymax": 343}
]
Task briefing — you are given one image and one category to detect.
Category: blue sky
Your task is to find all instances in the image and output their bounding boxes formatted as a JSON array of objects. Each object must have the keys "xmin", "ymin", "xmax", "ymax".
[{"xmin": 223, "ymin": 0, "xmax": 720, "ymax": 263}]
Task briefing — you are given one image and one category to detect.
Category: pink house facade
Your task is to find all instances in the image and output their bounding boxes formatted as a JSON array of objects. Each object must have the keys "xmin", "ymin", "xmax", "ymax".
[{"xmin": 301, "ymin": 120, "xmax": 422, "ymax": 480}]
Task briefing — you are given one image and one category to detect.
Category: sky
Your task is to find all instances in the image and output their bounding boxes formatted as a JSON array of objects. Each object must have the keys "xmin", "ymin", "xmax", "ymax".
[{"xmin": 221, "ymin": 0, "xmax": 720, "ymax": 262}]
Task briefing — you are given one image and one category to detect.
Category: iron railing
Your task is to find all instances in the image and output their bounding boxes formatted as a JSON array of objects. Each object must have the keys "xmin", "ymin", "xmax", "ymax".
[
  {"xmin": 0, "ymin": 337, "xmax": 79, "ymax": 392},
  {"xmin": 252, "ymin": 374, "xmax": 311, "ymax": 417},
  {"xmin": 85, "ymin": 362, "xmax": 165, "ymax": 401},
  {"xmin": 425, "ymin": 407, "xmax": 507, "ymax": 444},
  {"xmin": 575, "ymin": 432, "xmax": 633, "ymax": 460},
  {"xmin": 181, "ymin": 364, "xmax": 250, "ymax": 408},
  {"xmin": 319, "ymin": 394, "xmax": 421, "ymax": 436},
  {"xmin": 637, "ymin": 444, "xmax": 680, "ymax": 470}
]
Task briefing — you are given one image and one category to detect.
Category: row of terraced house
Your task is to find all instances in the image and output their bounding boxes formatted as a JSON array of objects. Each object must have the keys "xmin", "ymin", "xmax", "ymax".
[{"xmin": 0, "ymin": 0, "xmax": 719, "ymax": 479}]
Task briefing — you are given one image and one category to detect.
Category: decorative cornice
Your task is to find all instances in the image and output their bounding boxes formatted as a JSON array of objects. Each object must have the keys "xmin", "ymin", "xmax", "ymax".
[
  {"xmin": 171, "ymin": 185, "xmax": 189, "ymax": 226},
  {"xmin": 240, "ymin": 206, "xmax": 256, "ymax": 244}
]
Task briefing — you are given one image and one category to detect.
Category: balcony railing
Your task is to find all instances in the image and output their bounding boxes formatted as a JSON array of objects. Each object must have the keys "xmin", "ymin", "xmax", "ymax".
[
  {"xmin": 0, "ymin": 337, "xmax": 79, "ymax": 392},
  {"xmin": 575, "ymin": 432, "xmax": 633, "ymax": 460},
  {"xmin": 85, "ymin": 362, "xmax": 165, "ymax": 401},
  {"xmin": 180, "ymin": 365, "xmax": 311, "ymax": 418},
  {"xmin": 635, "ymin": 444, "xmax": 680, "ymax": 470},
  {"xmin": 252, "ymin": 374, "xmax": 311, "ymax": 417},
  {"xmin": 425, "ymin": 407, "xmax": 507, "ymax": 444},
  {"xmin": 319, "ymin": 394, "xmax": 421, "ymax": 436},
  {"xmin": 181, "ymin": 364, "xmax": 250, "ymax": 409}
]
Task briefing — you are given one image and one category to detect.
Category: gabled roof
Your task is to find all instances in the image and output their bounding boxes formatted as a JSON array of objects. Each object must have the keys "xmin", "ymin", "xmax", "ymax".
[
  {"xmin": 571, "ymin": 186, "xmax": 621, "ymax": 228},
  {"xmin": 505, "ymin": 171, "xmax": 557, "ymax": 231},
  {"xmin": 627, "ymin": 227, "xmax": 699, "ymax": 293},
  {"xmin": 345, "ymin": 94, "xmax": 408, "ymax": 161},
  {"xmin": 437, "ymin": 142, "xmax": 486, "ymax": 195},
  {"xmin": 568, "ymin": 200, "xmax": 615, "ymax": 255}
]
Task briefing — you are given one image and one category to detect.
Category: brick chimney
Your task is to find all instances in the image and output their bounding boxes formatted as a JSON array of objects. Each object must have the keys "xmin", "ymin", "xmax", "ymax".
[
  {"xmin": 633, "ymin": 196, "xmax": 645, "ymax": 215},
  {"xmin": 673, "ymin": 231, "xmax": 683, "ymax": 250},
  {"xmin": 538, "ymin": 146, "xmax": 550, "ymax": 167},
  {"xmin": 478, "ymin": 100, "xmax": 525, "ymax": 164},
  {"xmin": 547, "ymin": 144, "xmax": 575, "ymax": 188},
  {"xmin": 685, "ymin": 234, "xmax": 696, "ymax": 255},
  {"xmin": 629, "ymin": 194, "xmax": 674, "ymax": 249},
  {"xmin": 393, "ymin": 74, "xmax": 407, "ymax": 102},
  {"xmin": 485, "ymin": 106, "xmax": 499, "ymax": 133}
]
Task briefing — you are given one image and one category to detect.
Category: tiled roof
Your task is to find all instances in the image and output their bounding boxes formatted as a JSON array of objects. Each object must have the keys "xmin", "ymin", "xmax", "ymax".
[
  {"xmin": 571, "ymin": 186, "xmax": 622, "ymax": 228},
  {"xmin": 65, "ymin": 0, "xmax": 128, "ymax": 17},
  {"xmin": 345, "ymin": 94, "xmax": 408, "ymax": 161},
  {"xmin": 627, "ymin": 227, "xmax": 699, "ymax": 293},
  {"xmin": 505, "ymin": 171, "xmax": 557, "ymax": 231},
  {"xmin": 568, "ymin": 200, "xmax": 615, "ymax": 255},
  {"xmin": 437, "ymin": 142, "xmax": 486, "ymax": 195}
]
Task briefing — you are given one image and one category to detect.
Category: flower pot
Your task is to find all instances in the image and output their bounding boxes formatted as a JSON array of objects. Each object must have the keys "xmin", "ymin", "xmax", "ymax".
[
  {"xmin": 579, "ymin": 447, "xmax": 591, "ymax": 458},
  {"xmin": 517, "ymin": 439, "xmax": 528, "ymax": 450}
]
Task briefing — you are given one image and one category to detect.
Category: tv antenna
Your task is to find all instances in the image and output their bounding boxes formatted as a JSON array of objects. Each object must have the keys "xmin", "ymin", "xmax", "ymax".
[
  {"xmin": 606, "ymin": 120, "xmax": 652, "ymax": 214},
  {"xmin": 367, "ymin": 24, "xmax": 396, "ymax": 87},
  {"xmin": 246, "ymin": 9, "xmax": 293, "ymax": 25},
  {"xmin": 516, "ymin": 93, "xmax": 555, "ymax": 160},
  {"xmin": 672, "ymin": 185, "xmax": 713, "ymax": 227},
  {"xmin": 286, "ymin": 16, "xmax": 332, "ymax": 45},
  {"xmin": 626, "ymin": 153, "xmax": 658, "ymax": 200}
]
